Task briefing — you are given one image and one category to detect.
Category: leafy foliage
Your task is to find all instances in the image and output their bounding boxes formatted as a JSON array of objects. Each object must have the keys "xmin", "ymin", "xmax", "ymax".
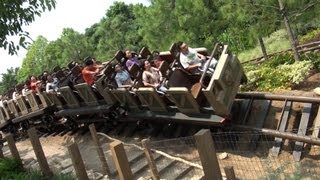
[
  {"xmin": 0, "ymin": 158, "xmax": 24, "ymax": 177},
  {"xmin": 86, "ymin": 2, "xmax": 145, "ymax": 60},
  {"xmin": 299, "ymin": 28, "xmax": 320, "ymax": 44},
  {"xmin": 0, "ymin": 158, "xmax": 74, "ymax": 180},
  {"xmin": 0, "ymin": 0, "xmax": 56, "ymax": 55},
  {"xmin": 0, "ymin": 67, "xmax": 19, "ymax": 95},
  {"xmin": 242, "ymin": 53, "xmax": 314, "ymax": 91},
  {"xmin": 17, "ymin": 36, "xmax": 49, "ymax": 83}
]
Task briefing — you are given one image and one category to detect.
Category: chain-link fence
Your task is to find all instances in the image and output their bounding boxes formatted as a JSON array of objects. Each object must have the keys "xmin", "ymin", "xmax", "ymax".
[{"xmin": 143, "ymin": 130, "xmax": 320, "ymax": 179}]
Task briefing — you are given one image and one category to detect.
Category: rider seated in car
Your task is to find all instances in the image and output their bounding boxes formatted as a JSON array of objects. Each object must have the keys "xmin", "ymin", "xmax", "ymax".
[
  {"xmin": 82, "ymin": 57, "xmax": 100, "ymax": 87},
  {"xmin": 114, "ymin": 64, "xmax": 134, "ymax": 88},
  {"xmin": 142, "ymin": 60, "xmax": 167, "ymax": 93},
  {"xmin": 30, "ymin": 76, "xmax": 42, "ymax": 93},
  {"xmin": 125, "ymin": 50, "xmax": 140, "ymax": 70},
  {"xmin": 177, "ymin": 41, "xmax": 217, "ymax": 74}
]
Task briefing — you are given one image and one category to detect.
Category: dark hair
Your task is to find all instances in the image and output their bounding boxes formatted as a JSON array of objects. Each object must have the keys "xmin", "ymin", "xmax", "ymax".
[
  {"xmin": 142, "ymin": 59, "xmax": 151, "ymax": 70},
  {"xmin": 84, "ymin": 59, "xmax": 94, "ymax": 66},
  {"xmin": 84, "ymin": 56, "xmax": 92, "ymax": 62},
  {"xmin": 176, "ymin": 41, "xmax": 184, "ymax": 49}
]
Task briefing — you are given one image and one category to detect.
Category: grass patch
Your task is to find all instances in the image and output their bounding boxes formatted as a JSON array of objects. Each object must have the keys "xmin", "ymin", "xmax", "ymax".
[{"xmin": 238, "ymin": 29, "xmax": 291, "ymax": 62}]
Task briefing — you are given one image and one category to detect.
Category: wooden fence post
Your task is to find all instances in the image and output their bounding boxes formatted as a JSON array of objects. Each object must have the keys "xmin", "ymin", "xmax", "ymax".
[
  {"xmin": 89, "ymin": 123, "xmax": 111, "ymax": 176},
  {"xmin": 68, "ymin": 142, "xmax": 89, "ymax": 180},
  {"xmin": 141, "ymin": 139, "xmax": 160, "ymax": 180},
  {"xmin": 110, "ymin": 140, "xmax": 133, "ymax": 180},
  {"xmin": 0, "ymin": 146, "xmax": 4, "ymax": 158},
  {"xmin": 194, "ymin": 129, "xmax": 222, "ymax": 180},
  {"xmin": 27, "ymin": 127, "xmax": 53, "ymax": 177},
  {"xmin": 5, "ymin": 134, "xmax": 21, "ymax": 163},
  {"xmin": 224, "ymin": 166, "xmax": 236, "ymax": 180},
  {"xmin": 0, "ymin": 134, "xmax": 3, "ymax": 158}
]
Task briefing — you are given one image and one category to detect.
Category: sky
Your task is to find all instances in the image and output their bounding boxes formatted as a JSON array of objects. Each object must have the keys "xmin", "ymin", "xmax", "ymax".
[{"xmin": 0, "ymin": 0, "xmax": 150, "ymax": 79}]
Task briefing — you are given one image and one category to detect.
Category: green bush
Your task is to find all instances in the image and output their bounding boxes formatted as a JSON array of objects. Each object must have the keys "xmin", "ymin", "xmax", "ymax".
[
  {"xmin": 299, "ymin": 28, "xmax": 320, "ymax": 44},
  {"xmin": 301, "ymin": 53, "xmax": 320, "ymax": 71},
  {"xmin": 0, "ymin": 158, "xmax": 74, "ymax": 180},
  {"xmin": 0, "ymin": 158, "xmax": 24, "ymax": 177},
  {"xmin": 242, "ymin": 52, "xmax": 314, "ymax": 91}
]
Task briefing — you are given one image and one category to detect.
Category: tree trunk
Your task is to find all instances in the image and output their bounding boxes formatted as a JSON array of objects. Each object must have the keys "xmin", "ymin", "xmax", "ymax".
[
  {"xmin": 171, "ymin": 0, "xmax": 175, "ymax": 9},
  {"xmin": 278, "ymin": 0, "xmax": 300, "ymax": 61},
  {"xmin": 258, "ymin": 36, "xmax": 268, "ymax": 60}
]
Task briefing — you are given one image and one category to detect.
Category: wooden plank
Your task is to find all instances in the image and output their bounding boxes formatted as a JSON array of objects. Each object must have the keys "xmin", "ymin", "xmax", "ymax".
[
  {"xmin": 312, "ymin": 106, "xmax": 320, "ymax": 138},
  {"xmin": 25, "ymin": 91, "xmax": 40, "ymax": 111},
  {"xmin": 5, "ymin": 134, "xmax": 21, "ymax": 163},
  {"xmin": 110, "ymin": 140, "xmax": 133, "ymax": 180},
  {"xmin": 194, "ymin": 129, "xmax": 222, "ymax": 180},
  {"xmin": 136, "ymin": 87, "xmax": 167, "ymax": 112},
  {"xmin": 68, "ymin": 142, "xmax": 89, "ymax": 180},
  {"xmin": 0, "ymin": 148, "xmax": 4, "ymax": 159},
  {"xmin": 239, "ymin": 99, "xmax": 253, "ymax": 125},
  {"xmin": 224, "ymin": 166, "xmax": 237, "ymax": 180},
  {"xmin": 74, "ymin": 83, "xmax": 99, "ymax": 106},
  {"xmin": 293, "ymin": 103, "xmax": 312, "ymax": 161},
  {"xmin": 166, "ymin": 87, "xmax": 200, "ymax": 114},
  {"xmin": 27, "ymin": 127, "xmax": 53, "ymax": 177},
  {"xmin": 89, "ymin": 124, "xmax": 111, "ymax": 176},
  {"xmin": 271, "ymin": 100, "xmax": 292, "ymax": 157},
  {"xmin": 141, "ymin": 139, "xmax": 160, "ymax": 180},
  {"xmin": 249, "ymin": 100, "xmax": 271, "ymax": 151}
]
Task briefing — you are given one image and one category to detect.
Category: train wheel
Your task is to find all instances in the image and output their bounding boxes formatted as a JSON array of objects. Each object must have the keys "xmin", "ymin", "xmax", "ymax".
[
  {"xmin": 20, "ymin": 121, "xmax": 30, "ymax": 132},
  {"xmin": 65, "ymin": 119, "xmax": 78, "ymax": 131},
  {"xmin": 42, "ymin": 115, "xmax": 55, "ymax": 132}
]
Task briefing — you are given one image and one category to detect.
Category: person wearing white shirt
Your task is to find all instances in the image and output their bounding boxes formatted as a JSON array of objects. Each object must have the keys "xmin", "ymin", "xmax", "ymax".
[{"xmin": 177, "ymin": 41, "xmax": 217, "ymax": 74}]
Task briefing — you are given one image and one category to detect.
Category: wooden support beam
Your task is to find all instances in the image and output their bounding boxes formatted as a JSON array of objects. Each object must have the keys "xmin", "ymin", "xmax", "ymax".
[
  {"xmin": 5, "ymin": 134, "xmax": 21, "ymax": 163},
  {"xmin": 68, "ymin": 142, "xmax": 89, "ymax": 180},
  {"xmin": 224, "ymin": 166, "xmax": 237, "ymax": 180},
  {"xmin": 194, "ymin": 129, "xmax": 222, "ymax": 180},
  {"xmin": 141, "ymin": 139, "xmax": 160, "ymax": 180},
  {"xmin": 293, "ymin": 103, "xmax": 312, "ymax": 161},
  {"xmin": 0, "ymin": 147, "xmax": 4, "ymax": 159},
  {"xmin": 27, "ymin": 127, "xmax": 53, "ymax": 177},
  {"xmin": 89, "ymin": 124, "xmax": 111, "ymax": 176},
  {"xmin": 110, "ymin": 140, "xmax": 133, "ymax": 180},
  {"xmin": 271, "ymin": 100, "xmax": 292, "ymax": 157}
]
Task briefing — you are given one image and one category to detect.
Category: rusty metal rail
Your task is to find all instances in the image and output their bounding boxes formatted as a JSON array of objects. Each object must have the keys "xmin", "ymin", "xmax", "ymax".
[
  {"xmin": 233, "ymin": 125, "xmax": 320, "ymax": 146},
  {"xmin": 236, "ymin": 92, "xmax": 320, "ymax": 103}
]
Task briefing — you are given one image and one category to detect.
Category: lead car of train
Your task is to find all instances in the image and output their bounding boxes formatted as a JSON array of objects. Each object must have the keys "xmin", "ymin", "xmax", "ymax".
[{"xmin": 0, "ymin": 43, "xmax": 246, "ymax": 134}]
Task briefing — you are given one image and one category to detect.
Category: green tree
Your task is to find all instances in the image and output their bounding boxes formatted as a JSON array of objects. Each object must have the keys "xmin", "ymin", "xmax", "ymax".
[
  {"xmin": 17, "ymin": 36, "xmax": 49, "ymax": 83},
  {"xmin": 219, "ymin": 0, "xmax": 279, "ymax": 53},
  {"xmin": 86, "ymin": 2, "xmax": 145, "ymax": 60},
  {"xmin": 135, "ymin": 0, "xmax": 179, "ymax": 50},
  {"xmin": 0, "ymin": 67, "xmax": 19, "ymax": 95},
  {"xmin": 50, "ymin": 28, "xmax": 92, "ymax": 65},
  {"xmin": 0, "ymin": 0, "xmax": 56, "ymax": 55}
]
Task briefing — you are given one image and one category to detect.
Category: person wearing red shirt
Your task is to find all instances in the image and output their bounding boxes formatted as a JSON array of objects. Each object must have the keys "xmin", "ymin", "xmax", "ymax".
[
  {"xmin": 82, "ymin": 58, "xmax": 99, "ymax": 86},
  {"xmin": 30, "ymin": 76, "xmax": 42, "ymax": 93}
]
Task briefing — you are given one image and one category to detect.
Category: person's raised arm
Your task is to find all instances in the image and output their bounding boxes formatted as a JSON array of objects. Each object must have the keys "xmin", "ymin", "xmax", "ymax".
[{"xmin": 197, "ymin": 52, "xmax": 206, "ymax": 60}]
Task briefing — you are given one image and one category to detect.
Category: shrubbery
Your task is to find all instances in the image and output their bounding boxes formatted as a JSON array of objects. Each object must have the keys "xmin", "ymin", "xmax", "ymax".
[
  {"xmin": 299, "ymin": 28, "xmax": 320, "ymax": 44},
  {"xmin": 0, "ymin": 158, "xmax": 74, "ymax": 180},
  {"xmin": 241, "ymin": 52, "xmax": 320, "ymax": 91}
]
